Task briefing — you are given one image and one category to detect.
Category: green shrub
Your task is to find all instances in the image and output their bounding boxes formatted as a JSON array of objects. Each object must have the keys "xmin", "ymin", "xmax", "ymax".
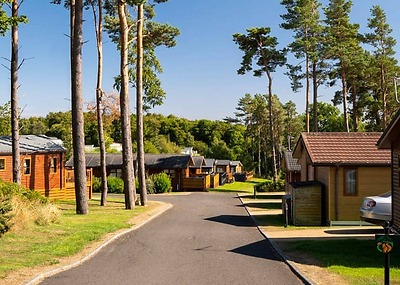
[
  {"xmin": 107, "ymin": 176, "xmax": 124, "ymax": 194},
  {"xmin": 0, "ymin": 179, "xmax": 47, "ymax": 203},
  {"xmin": 0, "ymin": 180, "xmax": 58, "ymax": 236},
  {"xmin": 92, "ymin": 177, "xmax": 102, "ymax": 193},
  {"xmin": 255, "ymin": 179, "xmax": 285, "ymax": 192},
  {"xmin": 149, "ymin": 173, "xmax": 172, "ymax": 194},
  {"xmin": 0, "ymin": 195, "xmax": 13, "ymax": 236},
  {"xmin": 146, "ymin": 177, "xmax": 155, "ymax": 194}
]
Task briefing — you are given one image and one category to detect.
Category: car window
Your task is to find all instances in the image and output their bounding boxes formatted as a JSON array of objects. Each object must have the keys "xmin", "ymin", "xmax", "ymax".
[{"xmin": 379, "ymin": 192, "xmax": 391, "ymax": 198}]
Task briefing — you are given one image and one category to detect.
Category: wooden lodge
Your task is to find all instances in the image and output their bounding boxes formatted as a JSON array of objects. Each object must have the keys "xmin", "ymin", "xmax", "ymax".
[
  {"xmin": 292, "ymin": 132, "xmax": 391, "ymax": 225},
  {"xmin": 71, "ymin": 153, "xmax": 246, "ymax": 192},
  {"xmin": 0, "ymin": 135, "xmax": 92, "ymax": 200},
  {"xmin": 377, "ymin": 109, "xmax": 400, "ymax": 231},
  {"xmin": 70, "ymin": 153, "xmax": 211, "ymax": 191}
]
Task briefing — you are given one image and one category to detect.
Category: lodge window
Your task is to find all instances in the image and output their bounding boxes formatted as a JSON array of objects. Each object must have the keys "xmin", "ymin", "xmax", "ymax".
[
  {"xmin": 164, "ymin": 169, "xmax": 175, "ymax": 178},
  {"xmin": 23, "ymin": 159, "xmax": 31, "ymax": 175},
  {"xmin": 50, "ymin": 157, "xmax": 57, "ymax": 173},
  {"xmin": 216, "ymin": 167, "xmax": 225, "ymax": 173},
  {"xmin": 0, "ymin": 158, "xmax": 4, "ymax": 170},
  {"xmin": 110, "ymin": 168, "xmax": 122, "ymax": 178},
  {"xmin": 344, "ymin": 168, "xmax": 357, "ymax": 196}
]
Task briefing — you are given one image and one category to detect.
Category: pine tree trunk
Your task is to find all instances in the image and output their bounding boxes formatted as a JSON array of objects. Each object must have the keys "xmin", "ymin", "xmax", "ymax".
[
  {"xmin": 71, "ymin": 0, "xmax": 88, "ymax": 214},
  {"xmin": 312, "ymin": 61, "xmax": 318, "ymax": 132},
  {"xmin": 267, "ymin": 71, "xmax": 278, "ymax": 183},
  {"xmin": 305, "ymin": 38, "xmax": 310, "ymax": 133},
  {"xmin": 257, "ymin": 129, "xmax": 261, "ymax": 176},
  {"xmin": 352, "ymin": 86, "xmax": 358, "ymax": 132},
  {"xmin": 11, "ymin": 0, "xmax": 20, "ymax": 184},
  {"xmin": 136, "ymin": 3, "xmax": 147, "ymax": 206},
  {"xmin": 93, "ymin": 0, "xmax": 108, "ymax": 206},
  {"xmin": 262, "ymin": 131, "xmax": 268, "ymax": 177},
  {"xmin": 381, "ymin": 63, "xmax": 387, "ymax": 129},
  {"xmin": 118, "ymin": 0, "xmax": 135, "ymax": 210},
  {"xmin": 341, "ymin": 66, "xmax": 350, "ymax": 132}
]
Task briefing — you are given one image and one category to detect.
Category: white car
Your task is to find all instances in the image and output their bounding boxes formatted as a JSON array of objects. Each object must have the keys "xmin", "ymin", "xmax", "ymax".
[{"xmin": 360, "ymin": 192, "xmax": 391, "ymax": 225}]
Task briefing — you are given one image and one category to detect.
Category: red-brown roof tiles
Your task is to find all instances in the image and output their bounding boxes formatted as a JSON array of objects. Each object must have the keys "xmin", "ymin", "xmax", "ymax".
[{"xmin": 297, "ymin": 132, "xmax": 391, "ymax": 165}]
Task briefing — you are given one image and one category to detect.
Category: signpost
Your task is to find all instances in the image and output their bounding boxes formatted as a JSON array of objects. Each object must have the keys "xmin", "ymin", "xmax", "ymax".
[{"xmin": 375, "ymin": 222, "xmax": 400, "ymax": 285}]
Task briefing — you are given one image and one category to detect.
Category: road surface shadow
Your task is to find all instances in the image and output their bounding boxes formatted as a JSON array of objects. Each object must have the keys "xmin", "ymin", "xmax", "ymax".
[
  {"xmin": 205, "ymin": 215, "xmax": 255, "ymax": 227},
  {"xmin": 230, "ymin": 240, "xmax": 282, "ymax": 261},
  {"xmin": 324, "ymin": 228, "xmax": 383, "ymax": 235}
]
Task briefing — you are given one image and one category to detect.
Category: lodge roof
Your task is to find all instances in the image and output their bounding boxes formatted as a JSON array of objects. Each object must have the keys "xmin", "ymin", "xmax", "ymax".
[
  {"xmin": 283, "ymin": 151, "xmax": 301, "ymax": 172},
  {"xmin": 215, "ymin": 160, "xmax": 230, "ymax": 166},
  {"xmin": 293, "ymin": 132, "xmax": 391, "ymax": 166},
  {"xmin": 66, "ymin": 153, "xmax": 193, "ymax": 169},
  {"xmin": 0, "ymin": 135, "xmax": 65, "ymax": 154},
  {"xmin": 144, "ymin": 153, "xmax": 193, "ymax": 169},
  {"xmin": 204, "ymin": 158, "xmax": 215, "ymax": 168},
  {"xmin": 230, "ymin": 161, "xmax": 243, "ymax": 167},
  {"xmin": 190, "ymin": 156, "xmax": 206, "ymax": 168}
]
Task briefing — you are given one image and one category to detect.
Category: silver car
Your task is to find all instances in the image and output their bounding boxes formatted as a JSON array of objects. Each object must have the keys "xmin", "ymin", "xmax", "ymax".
[{"xmin": 360, "ymin": 192, "xmax": 391, "ymax": 225}]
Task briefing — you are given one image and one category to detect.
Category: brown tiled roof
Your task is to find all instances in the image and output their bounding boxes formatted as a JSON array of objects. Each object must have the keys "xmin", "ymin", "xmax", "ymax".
[{"xmin": 295, "ymin": 132, "xmax": 391, "ymax": 165}]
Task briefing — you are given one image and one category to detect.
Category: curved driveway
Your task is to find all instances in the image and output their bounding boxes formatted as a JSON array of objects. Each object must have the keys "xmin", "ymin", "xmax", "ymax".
[{"xmin": 40, "ymin": 192, "xmax": 304, "ymax": 285}]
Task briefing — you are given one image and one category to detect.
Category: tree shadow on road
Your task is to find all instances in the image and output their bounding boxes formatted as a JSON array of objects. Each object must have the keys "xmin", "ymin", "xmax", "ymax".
[
  {"xmin": 230, "ymin": 240, "xmax": 283, "ymax": 261},
  {"xmin": 205, "ymin": 215, "xmax": 255, "ymax": 227}
]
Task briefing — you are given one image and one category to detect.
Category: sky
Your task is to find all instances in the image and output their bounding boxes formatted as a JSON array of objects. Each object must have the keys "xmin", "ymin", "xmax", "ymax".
[{"xmin": 0, "ymin": 0, "xmax": 399, "ymax": 121}]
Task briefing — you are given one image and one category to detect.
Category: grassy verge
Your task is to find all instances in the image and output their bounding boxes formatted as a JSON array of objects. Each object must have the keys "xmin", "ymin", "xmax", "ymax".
[
  {"xmin": 0, "ymin": 198, "xmax": 157, "ymax": 280},
  {"xmin": 245, "ymin": 195, "xmax": 400, "ymax": 284},
  {"xmin": 211, "ymin": 178, "xmax": 270, "ymax": 193},
  {"xmin": 281, "ymin": 239, "xmax": 400, "ymax": 285}
]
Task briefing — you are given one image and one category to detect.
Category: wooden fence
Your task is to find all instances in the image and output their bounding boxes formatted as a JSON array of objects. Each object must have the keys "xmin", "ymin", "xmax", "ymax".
[
  {"xmin": 182, "ymin": 174, "xmax": 211, "ymax": 191},
  {"xmin": 211, "ymin": 173, "xmax": 219, "ymax": 188},
  {"xmin": 64, "ymin": 169, "xmax": 93, "ymax": 200}
]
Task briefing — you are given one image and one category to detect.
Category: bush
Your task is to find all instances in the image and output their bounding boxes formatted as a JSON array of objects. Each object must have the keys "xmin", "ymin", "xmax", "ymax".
[
  {"xmin": 94, "ymin": 176, "xmax": 124, "ymax": 194},
  {"xmin": 107, "ymin": 176, "xmax": 124, "ymax": 194},
  {"xmin": 92, "ymin": 177, "xmax": 102, "ymax": 193},
  {"xmin": 255, "ymin": 179, "xmax": 285, "ymax": 192},
  {"xmin": 0, "ymin": 195, "xmax": 13, "ymax": 237},
  {"xmin": 148, "ymin": 173, "xmax": 172, "ymax": 194},
  {"xmin": 0, "ymin": 180, "xmax": 60, "ymax": 236},
  {"xmin": 146, "ymin": 177, "xmax": 155, "ymax": 194}
]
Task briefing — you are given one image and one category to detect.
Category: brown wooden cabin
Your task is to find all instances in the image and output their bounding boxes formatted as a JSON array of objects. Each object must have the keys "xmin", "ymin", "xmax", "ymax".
[
  {"xmin": 0, "ymin": 135, "xmax": 92, "ymax": 200},
  {"xmin": 202, "ymin": 158, "xmax": 219, "ymax": 188},
  {"xmin": 377, "ymin": 109, "xmax": 400, "ymax": 231},
  {"xmin": 215, "ymin": 159, "xmax": 233, "ymax": 183},
  {"xmin": 216, "ymin": 159, "xmax": 230, "ymax": 174},
  {"xmin": 293, "ymin": 132, "xmax": 391, "ymax": 225},
  {"xmin": 230, "ymin": 161, "xmax": 243, "ymax": 173},
  {"xmin": 203, "ymin": 158, "xmax": 216, "ymax": 174},
  {"xmin": 144, "ymin": 153, "xmax": 195, "ymax": 191},
  {"xmin": 72, "ymin": 153, "xmax": 214, "ymax": 191},
  {"xmin": 282, "ymin": 151, "xmax": 301, "ymax": 194},
  {"xmin": 189, "ymin": 156, "xmax": 206, "ymax": 176}
]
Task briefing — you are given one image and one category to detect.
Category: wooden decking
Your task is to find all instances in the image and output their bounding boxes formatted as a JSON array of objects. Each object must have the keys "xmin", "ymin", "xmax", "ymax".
[{"xmin": 36, "ymin": 169, "xmax": 93, "ymax": 200}]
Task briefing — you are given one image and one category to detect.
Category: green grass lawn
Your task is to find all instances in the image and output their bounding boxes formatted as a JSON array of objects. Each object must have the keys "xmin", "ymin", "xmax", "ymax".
[
  {"xmin": 211, "ymin": 178, "xmax": 270, "ymax": 193},
  {"xmin": 0, "ymin": 198, "xmax": 155, "ymax": 280},
  {"xmin": 246, "ymin": 195, "xmax": 400, "ymax": 284},
  {"xmin": 282, "ymin": 239, "xmax": 400, "ymax": 285}
]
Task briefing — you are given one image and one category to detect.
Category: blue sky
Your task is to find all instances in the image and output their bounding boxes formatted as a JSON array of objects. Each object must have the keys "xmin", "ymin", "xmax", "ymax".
[{"xmin": 0, "ymin": 0, "xmax": 399, "ymax": 120}]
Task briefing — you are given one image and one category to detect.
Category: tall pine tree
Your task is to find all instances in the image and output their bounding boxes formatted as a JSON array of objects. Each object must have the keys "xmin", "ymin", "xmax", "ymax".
[{"xmin": 323, "ymin": 0, "xmax": 362, "ymax": 132}]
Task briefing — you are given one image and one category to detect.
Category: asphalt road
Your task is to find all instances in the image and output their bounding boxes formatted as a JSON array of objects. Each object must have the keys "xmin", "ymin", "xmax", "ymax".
[{"xmin": 39, "ymin": 192, "xmax": 304, "ymax": 285}]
